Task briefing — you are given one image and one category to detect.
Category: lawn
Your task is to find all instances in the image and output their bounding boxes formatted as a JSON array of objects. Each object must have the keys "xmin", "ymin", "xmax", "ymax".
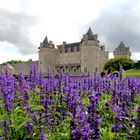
[{"xmin": 123, "ymin": 68, "xmax": 140, "ymax": 77}]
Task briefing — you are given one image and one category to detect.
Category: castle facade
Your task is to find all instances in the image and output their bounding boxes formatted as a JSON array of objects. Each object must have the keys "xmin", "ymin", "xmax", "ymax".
[{"xmin": 38, "ymin": 28, "xmax": 109, "ymax": 75}]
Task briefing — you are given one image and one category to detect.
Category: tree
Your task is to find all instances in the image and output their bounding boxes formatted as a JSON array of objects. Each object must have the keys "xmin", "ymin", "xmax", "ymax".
[
  {"xmin": 0, "ymin": 60, "xmax": 23, "ymax": 66},
  {"xmin": 133, "ymin": 60, "xmax": 140, "ymax": 69},
  {"xmin": 104, "ymin": 58, "xmax": 134, "ymax": 73}
]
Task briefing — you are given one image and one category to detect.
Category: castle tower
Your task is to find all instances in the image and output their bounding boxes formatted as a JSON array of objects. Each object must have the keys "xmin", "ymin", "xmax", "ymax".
[
  {"xmin": 113, "ymin": 41, "xmax": 131, "ymax": 59},
  {"xmin": 80, "ymin": 27, "xmax": 108, "ymax": 74},
  {"xmin": 38, "ymin": 35, "xmax": 57, "ymax": 74}
]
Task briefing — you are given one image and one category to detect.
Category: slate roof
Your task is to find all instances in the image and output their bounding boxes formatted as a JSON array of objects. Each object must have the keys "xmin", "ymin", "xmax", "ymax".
[
  {"xmin": 65, "ymin": 42, "xmax": 80, "ymax": 48},
  {"xmin": 43, "ymin": 35, "xmax": 48, "ymax": 44},
  {"xmin": 114, "ymin": 41, "xmax": 130, "ymax": 52},
  {"xmin": 57, "ymin": 42, "xmax": 80, "ymax": 49},
  {"xmin": 86, "ymin": 27, "xmax": 94, "ymax": 40},
  {"xmin": 57, "ymin": 42, "xmax": 80, "ymax": 52}
]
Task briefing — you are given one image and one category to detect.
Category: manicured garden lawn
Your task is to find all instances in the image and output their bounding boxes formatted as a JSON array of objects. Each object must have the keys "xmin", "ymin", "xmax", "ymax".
[{"xmin": 123, "ymin": 68, "xmax": 140, "ymax": 77}]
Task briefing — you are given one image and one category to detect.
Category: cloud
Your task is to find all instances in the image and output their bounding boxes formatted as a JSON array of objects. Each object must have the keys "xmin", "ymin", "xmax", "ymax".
[
  {"xmin": 91, "ymin": 0, "xmax": 140, "ymax": 52},
  {"xmin": 0, "ymin": 8, "xmax": 37, "ymax": 54}
]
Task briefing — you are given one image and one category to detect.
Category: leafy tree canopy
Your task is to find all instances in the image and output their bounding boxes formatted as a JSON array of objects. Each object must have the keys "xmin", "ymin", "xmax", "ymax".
[
  {"xmin": 133, "ymin": 60, "xmax": 140, "ymax": 69},
  {"xmin": 0, "ymin": 60, "xmax": 23, "ymax": 66},
  {"xmin": 104, "ymin": 57, "xmax": 134, "ymax": 73}
]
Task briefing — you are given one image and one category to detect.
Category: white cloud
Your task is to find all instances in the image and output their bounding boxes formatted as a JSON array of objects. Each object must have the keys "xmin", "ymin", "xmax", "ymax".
[
  {"xmin": 0, "ymin": 0, "xmax": 140, "ymax": 63},
  {"xmin": 0, "ymin": 41, "xmax": 38, "ymax": 63}
]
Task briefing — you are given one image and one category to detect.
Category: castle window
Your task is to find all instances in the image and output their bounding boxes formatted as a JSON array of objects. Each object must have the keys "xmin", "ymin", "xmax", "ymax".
[
  {"xmin": 77, "ymin": 47, "xmax": 80, "ymax": 52},
  {"xmin": 40, "ymin": 61, "xmax": 42, "ymax": 64},
  {"xmin": 84, "ymin": 67, "xmax": 87, "ymax": 72},
  {"xmin": 71, "ymin": 47, "xmax": 74, "ymax": 52}
]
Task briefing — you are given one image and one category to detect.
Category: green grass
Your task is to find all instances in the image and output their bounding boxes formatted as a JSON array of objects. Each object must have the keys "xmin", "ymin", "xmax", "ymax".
[{"xmin": 123, "ymin": 68, "xmax": 140, "ymax": 77}]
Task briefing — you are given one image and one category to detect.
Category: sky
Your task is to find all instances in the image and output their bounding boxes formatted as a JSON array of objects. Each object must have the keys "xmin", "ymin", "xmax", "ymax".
[{"xmin": 0, "ymin": 0, "xmax": 140, "ymax": 63}]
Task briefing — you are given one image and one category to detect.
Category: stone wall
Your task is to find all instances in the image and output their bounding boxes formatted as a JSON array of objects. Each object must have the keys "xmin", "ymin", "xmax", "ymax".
[
  {"xmin": 38, "ymin": 47, "xmax": 57, "ymax": 73},
  {"xmin": 114, "ymin": 53, "xmax": 131, "ymax": 59},
  {"xmin": 12, "ymin": 61, "xmax": 38, "ymax": 75},
  {"xmin": 58, "ymin": 52, "xmax": 81, "ymax": 65},
  {"xmin": 99, "ymin": 50, "xmax": 109, "ymax": 72}
]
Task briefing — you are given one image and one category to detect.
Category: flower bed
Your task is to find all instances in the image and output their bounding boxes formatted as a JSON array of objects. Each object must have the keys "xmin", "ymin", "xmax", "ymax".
[{"xmin": 0, "ymin": 66, "xmax": 140, "ymax": 140}]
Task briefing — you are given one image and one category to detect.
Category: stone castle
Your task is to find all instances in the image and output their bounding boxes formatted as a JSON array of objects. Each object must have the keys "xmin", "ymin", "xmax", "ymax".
[
  {"xmin": 1, "ymin": 28, "xmax": 131, "ymax": 76},
  {"xmin": 38, "ymin": 28, "xmax": 109, "ymax": 75}
]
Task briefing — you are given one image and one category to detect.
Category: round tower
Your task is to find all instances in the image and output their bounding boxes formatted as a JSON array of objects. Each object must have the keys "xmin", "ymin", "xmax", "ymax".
[{"xmin": 38, "ymin": 35, "xmax": 58, "ymax": 74}]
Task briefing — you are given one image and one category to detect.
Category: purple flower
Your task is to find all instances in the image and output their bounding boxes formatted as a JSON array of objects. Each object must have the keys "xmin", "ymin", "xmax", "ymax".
[
  {"xmin": 0, "ymin": 72, "xmax": 16, "ymax": 113},
  {"xmin": 30, "ymin": 110, "xmax": 37, "ymax": 123},
  {"xmin": 3, "ymin": 119, "xmax": 9, "ymax": 140},
  {"xmin": 40, "ymin": 131, "xmax": 47, "ymax": 140},
  {"xmin": 26, "ymin": 122, "xmax": 33, "ymax": 136}
]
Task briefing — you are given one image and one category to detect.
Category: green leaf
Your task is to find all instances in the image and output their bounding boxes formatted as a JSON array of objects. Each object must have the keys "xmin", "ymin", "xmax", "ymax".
[
  {"xmin": 134, "ymin": 95, "xmax": 140, "ymax": 104},
  {"xmin": 15, "ymin": 121, "xmax": 26, "ymax": 131}
]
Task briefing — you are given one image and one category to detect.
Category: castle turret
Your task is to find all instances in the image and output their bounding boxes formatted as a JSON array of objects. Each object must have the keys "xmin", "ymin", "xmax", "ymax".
[
  {"xmin": 80, "ymin": 27, "xmax": 108, "ymax": 74},
  {"xmin": 87, "ymin": 27, "xmax": 94, "ymax": 40},
  {"xmin": 113, "ymin": 41, "xmax": 131, "ymax": 59},
  {"xmin": 38, "ymin": 35, "xmax": 57, "ymax": 74},
  {"xmin": 43, "ymin": 35, "xmax": 48, "ymax": 44}
]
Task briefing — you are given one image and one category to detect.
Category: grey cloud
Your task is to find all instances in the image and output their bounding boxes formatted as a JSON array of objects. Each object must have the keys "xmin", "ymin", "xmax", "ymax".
[
  {"xmin": 91, "ymin": 0, "xmax": 140, "ymax": 52},
  {"xmin": 0, "ymin": 8, "xmax": 37, "ymax": 54}
]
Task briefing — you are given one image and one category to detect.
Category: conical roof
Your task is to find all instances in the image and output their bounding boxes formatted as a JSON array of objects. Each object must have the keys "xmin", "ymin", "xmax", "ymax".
[
  {"xmin": 43, "ymin": 35, "xmax": 48, "ymax": 44},
  {"xmin": 86, "ymin": 27, "xmax": 94, "ymax": 40},
  {"xmin": 115, "ymin": 41, "xmax": 127, "ymax": 51},
  {"xmin": 118, "ymin": 41, "xmax": 125, "ymax": 48},
  {"xmin": 87, "ymin": 27, "xmax": 93, "ymax": 36}
]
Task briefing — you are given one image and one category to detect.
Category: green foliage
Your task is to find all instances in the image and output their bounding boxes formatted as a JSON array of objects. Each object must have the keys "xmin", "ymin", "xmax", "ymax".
[
  {"xmin": 100, "ymin": 128, "xmax": 116, "ymax": 140},
  {"xmin": 0, "ymin": 60, "xmax": 23, "ymax": 66},
  {"xmin": 97, "ymin": 93, "xmax": 113, "ymax": 131},
  {"xmin": 112, "ymin": 70, "xmax": 119, "ymax": 76},
  {"xmin": 97, "ymin": 92, "xmax": 140, "ymax": 140},
  {"xmin": 104, "ymin": 58, "xmax": 134, "ymax": 73},
  {"xmin": 133, "ymin": 60, "xmax": 140, "ymax": 69},
  {"xmin": 134, "ymin": 95, "xmax": 140, "ymax": 104}
]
